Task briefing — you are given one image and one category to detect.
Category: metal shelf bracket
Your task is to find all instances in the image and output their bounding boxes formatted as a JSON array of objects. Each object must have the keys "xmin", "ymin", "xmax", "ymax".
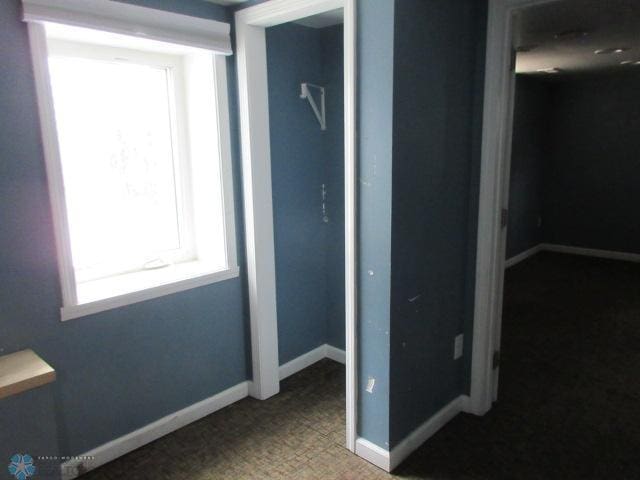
[{"xmin": 300, "ymin": 82, "xmax": 326, "ymax": 130}]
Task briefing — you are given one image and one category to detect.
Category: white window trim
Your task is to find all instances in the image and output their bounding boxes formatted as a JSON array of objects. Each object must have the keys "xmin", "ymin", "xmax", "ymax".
[
  {"xmin": 27, "ymin": 23, "xmax": 239, "ymax": 321},
  {"xmin": 22, "ymin": 0, "xmax": 232, "ymax": 54},
  {"xmin": 61, "ymin": 266, "xmax": 240, "ymax": 322}
]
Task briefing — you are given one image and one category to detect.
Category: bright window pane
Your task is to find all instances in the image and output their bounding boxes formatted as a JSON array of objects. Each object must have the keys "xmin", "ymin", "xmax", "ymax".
[{"xmin": 48, "ymin": 56, "xmax": 182, "ymax": 281}]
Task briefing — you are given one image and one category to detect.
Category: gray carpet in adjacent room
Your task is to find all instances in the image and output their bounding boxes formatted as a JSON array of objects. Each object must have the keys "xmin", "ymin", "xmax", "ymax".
[{"xmin": 82, "ymin": 252, "xmax": 640, "ymax": 479}]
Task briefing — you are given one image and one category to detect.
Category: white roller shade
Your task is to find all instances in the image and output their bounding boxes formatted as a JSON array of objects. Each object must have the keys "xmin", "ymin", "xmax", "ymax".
[{"xmin": 22, "ymin": 0, "xmax": 232, "ymax": 54}]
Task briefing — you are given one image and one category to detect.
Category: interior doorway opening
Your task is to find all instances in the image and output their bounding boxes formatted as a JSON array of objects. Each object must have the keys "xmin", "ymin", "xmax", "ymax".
[
  {"xmin": 235, "ymin": 0, "xmax": 357, "ymax": 452},
  {"xmin": 475, "ymin": 0, "xmax": 640, "ymax": 425}
]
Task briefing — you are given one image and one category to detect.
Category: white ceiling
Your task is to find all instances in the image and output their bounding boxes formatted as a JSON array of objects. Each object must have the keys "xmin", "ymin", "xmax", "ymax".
[
  {"xmin": 294, "ymin": 9, "xmax": 343, "ymax": 28},
  {"xmin": 515, "ymin": 0, "xmax": 640, "ymax": 76},
  {"xmin": 203, "ymin": 1, "xmax": 342, "ymax": 28}
]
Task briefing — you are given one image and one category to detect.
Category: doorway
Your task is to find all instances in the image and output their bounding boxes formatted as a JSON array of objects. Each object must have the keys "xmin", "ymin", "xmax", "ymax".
[
  {"xmin": 473, "ymin": 0, "xmax": 640, "ymax": 415},
  {"xmin": 235, "ymin": 0, "xmax": 357, "ymax": 452}
]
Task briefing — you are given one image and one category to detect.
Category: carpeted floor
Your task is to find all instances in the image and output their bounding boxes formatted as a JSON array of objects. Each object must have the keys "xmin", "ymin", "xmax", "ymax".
[{"xmin": 83, "ymin": 252, "xmax": 640, "ymax": 479}]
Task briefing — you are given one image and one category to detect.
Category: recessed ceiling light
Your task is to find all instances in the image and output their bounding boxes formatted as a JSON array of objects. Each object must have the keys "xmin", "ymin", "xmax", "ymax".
[
  {"xmin": 620, "ymin": 60, "xmax": 634, "ymax": 65},
  {"xmin": 536, "ymin": 68, "xmax": 562, "ymax": 74},
  {"xmin": 595, "ymin": 47, "xmax": 629, "ymax": 55}
]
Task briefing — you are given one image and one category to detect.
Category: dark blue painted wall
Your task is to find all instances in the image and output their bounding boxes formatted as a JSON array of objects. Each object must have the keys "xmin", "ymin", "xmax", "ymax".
[
  {"xmin": 267, "ymin": 24, "xmax": 328, "ymax": 364},
  {"xmin": 543, "ymin": 72, "xmax": 640, "ymax": 254},
  {"xmin": 506, "ymin": 76, "xmax": 549, "ymax": 258},
  {"xmin": 266, "ymin": 23, "xmax": 344, "ymax": 364},
  {"xmin": 323, "ymin": 25, "xmax": 346, "ymax": 351},
  {"xmin": 0, "ymin": 0, "xmax": 250, "ymax": 468},
  {"xmin": 389, "ymin": 0, "xmax": 487, "ymax": 446},
  {"xmin": 507, "ymin": 72, "xmax": 640, "ymax": 259}
]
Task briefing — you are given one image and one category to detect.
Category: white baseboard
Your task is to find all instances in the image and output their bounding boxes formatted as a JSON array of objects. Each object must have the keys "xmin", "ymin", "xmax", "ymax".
[
  {"xmin": 279, "ymin": 344, "xmax": 346, "ymax": 381},
  {"xmin": 505, "ymin": 244, "xmax": 542, "ymax": 268},
  {"xmin": 355, "ymin": 395, "xmax": 464, "ymax": 472},
  {"xmin": 279, "ymin": 345, "xmax": 327, "ymax": 380},
  {"xmin": 541, "ymin": 243, "xmax": 640, "ymax": 263},
  {"xmin": 60, "ymin": 381, "xmax": 249, "ymax": 479},
  {"xmin": 355, "ymin": 437, "xmax": 390, "ymax": 472},
  {"xmin": 325, "ymin": 344, "xmax": 346, "ymax": 364},
  {"xmin": 389, "ymin": 395, "xmax": 464, "ymax": 470},
  {"xmin": 459, "ymin": 394, "xmax": 473, "ymax": 414},
  {"xmin": 506, "ymin": 243, "xmax": 640, "ymax": 269},
  {"xmin": 61, "ymin": 344, "xmax": 347, "ymax": 479}
]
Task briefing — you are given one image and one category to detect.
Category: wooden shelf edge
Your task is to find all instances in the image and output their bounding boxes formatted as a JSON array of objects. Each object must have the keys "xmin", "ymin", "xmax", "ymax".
[{"xmin": 0, "ymin": 349, "xmax": 56, "ymax": 400}]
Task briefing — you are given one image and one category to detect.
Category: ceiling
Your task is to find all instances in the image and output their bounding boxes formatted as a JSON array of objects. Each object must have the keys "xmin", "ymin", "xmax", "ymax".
[
  {"xmin": 515, "ymin": 0, "xmax": 640, "ymax": 76},
  {"xmin": 204, "ymin": 1, "xmax": 342, "ymax": 28},
  {"xmin": 294, "ymin": 9, "xmax": 343, "ymax": 28}
]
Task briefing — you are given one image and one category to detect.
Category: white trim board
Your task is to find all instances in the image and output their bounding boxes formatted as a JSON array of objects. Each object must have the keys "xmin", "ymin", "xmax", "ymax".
[
  {"xmin": 22, "ymin": 0, "xmax": 232, "ymax": 54},
  {"xmin": 325, "ymin": 344, "xmax": 346, "ymax": 364},
  {"xmin": 60, "ymin": 381, "xmax": 250, "ymax": 480},
  {"xmin": 355, "ymin": 438, "xmax": 391, "ymax": 472},
  {"xmin": 470, "ymin": 0, "xmax": 567, "ymax": 418},
  {"xmin": 541, "ymin": 244, "xmax": 640, "ymax": 263},
  {"xmin": 278, "ymin": 344, "xmax": 346, "ymax": 381},
  {"xmin": 235, "ymin": 0, "xmax": 358, "ymax": 453},
  {"xmin": 505, "ymin": 244, "xmax": 542, "ymax": 268},
  {"xmin": 355, "ymin": 395, "xmax": 468, "ymax": 473},
  {"xmin": 505, "ymin": 243, "xmax": 640, "ymax": 269}
]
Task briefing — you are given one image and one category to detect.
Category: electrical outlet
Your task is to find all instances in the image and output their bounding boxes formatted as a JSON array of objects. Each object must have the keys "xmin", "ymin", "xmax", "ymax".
[{"xmin": 454, "ymin": 334, "xmax": 464, "ymax": 360}]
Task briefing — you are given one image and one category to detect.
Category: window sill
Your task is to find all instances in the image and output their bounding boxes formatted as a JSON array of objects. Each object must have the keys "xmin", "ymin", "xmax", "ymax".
[{"xmin": 60, "ymin": 263, "xmax": 240, "ymax": 322}]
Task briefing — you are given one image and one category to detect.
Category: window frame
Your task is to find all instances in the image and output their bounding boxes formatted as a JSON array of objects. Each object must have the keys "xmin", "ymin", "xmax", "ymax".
[
  {"xmin": 28, "ymin": 23, "xmax": 239, "ymax": 321},
  {"xmin": 47, "ymin": 39, "xmax": 198, "ymax": 281}
]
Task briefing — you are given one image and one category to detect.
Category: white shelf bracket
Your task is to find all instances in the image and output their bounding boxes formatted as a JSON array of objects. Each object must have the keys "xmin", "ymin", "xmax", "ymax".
[{"xmin": 300, "ymin": 82, "xmax": 326, "ymax": 130}]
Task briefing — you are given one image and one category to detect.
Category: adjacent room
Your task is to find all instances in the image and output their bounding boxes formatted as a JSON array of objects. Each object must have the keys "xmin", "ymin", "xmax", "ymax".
[{"xmin": 500, "ymin": 0, "xmax": 640, "ymax": 474}]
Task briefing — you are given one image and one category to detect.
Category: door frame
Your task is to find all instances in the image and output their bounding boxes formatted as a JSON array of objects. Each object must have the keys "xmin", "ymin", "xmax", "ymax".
[
  {"xmin": 235, "ymin": 0, "xmax": 358, "ymax": 452},
  {"xmin": 470, "ymin": 0, "xmax": 563, "ymax": 415}
]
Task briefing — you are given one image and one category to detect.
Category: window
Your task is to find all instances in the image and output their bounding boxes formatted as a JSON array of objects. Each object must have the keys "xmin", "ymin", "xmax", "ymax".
[{"xmin": 28, "ymin": 21, "xmax": 237, "ymax": 321}]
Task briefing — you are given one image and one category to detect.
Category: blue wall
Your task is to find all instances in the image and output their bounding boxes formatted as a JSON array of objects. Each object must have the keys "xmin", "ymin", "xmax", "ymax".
[
  {"xmin": 266, "ymin": 23, "xmax": 345, "ymax": 364},
  {"xmin": 1, "ymin": 0, "xmax": 492, "ymax": 465},
  {"xmin": 506, "ymin": 76, "xmax": 549, "ymax": 258},
  {"xmin": 507, "ymin": 72, "xmax": 640, "ymax": 258},
  {"xmin": 356, "ymin": 0, "xmax": 395, "ymax": 450},
  {"xmin": 0, "ymin": 0, "xmax": 250, "ymax": 469},
  {"xmin": 543, "ymin": 72, "xmax": 640, "ymax": 254},
  {"xmin": 388, "ymin": 0, "xmax": 487, "ymax": 446},
  {"xmin": 323, "ymin": 25, "xmax": 346, "ymax": 351}
]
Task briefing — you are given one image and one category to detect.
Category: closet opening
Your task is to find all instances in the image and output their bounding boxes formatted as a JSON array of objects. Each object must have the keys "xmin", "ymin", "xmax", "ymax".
[
  {"xmin": 266, "ymin": 12, "xmax": 345, "ymax": 378},
  {"xmin": 235, "ymin": 0, "xmax": 357, "ymax": 452}
]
